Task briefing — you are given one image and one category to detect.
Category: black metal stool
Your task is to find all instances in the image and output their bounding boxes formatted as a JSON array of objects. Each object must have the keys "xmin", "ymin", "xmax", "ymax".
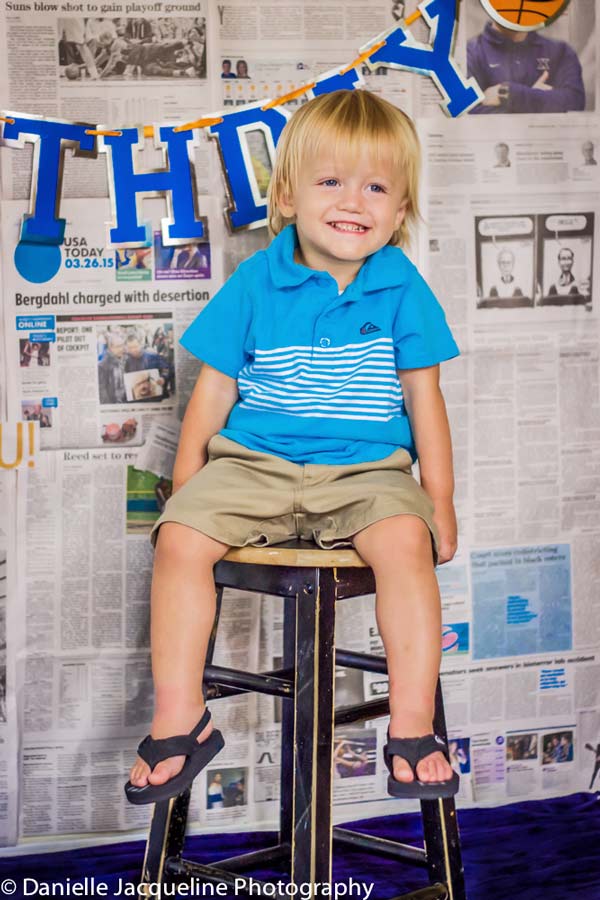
[{"xmin": 139, "ymin": 541, "xmax": 466, "ymax": 900}]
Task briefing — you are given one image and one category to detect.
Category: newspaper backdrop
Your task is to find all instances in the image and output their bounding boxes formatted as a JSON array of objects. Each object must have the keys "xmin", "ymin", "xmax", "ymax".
[{"xmin": 0, "ymin": 0, "xmax": 599, "ymax": 846}]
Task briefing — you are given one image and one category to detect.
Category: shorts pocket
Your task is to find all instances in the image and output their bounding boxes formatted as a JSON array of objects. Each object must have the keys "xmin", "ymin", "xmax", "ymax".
[
  {"xmin": 392, "ymin": 448, "xmax": 414, "ymax": 473},
  {"xmin": 206, "ymin": 434, "xmax": 217, "ymax": 457}
]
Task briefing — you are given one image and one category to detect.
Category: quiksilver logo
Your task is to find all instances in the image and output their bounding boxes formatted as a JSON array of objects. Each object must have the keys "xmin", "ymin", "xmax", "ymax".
[{"xmin": 360, "ymin": 322, "xmax": 381, "ymax": 334}]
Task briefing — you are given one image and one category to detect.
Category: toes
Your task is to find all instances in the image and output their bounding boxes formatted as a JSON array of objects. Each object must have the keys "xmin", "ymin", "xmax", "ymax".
[
  {"xmin": 432, "ymin": 757, "xmax": 447, "ymax": 782},
  {"xmin": 416, "ymin": 756, "xmax": 435, "ymax": 783},
  {"xmin": 415, "ymin": 753, "xmax": 431, "ymax": 783},
  {"xmin": 130, "ymin": 758, "xmax": 150, "ymax": 787},
  {"xmin": 129, "ymin": 754, "xmax": 186, "ymax": 788},
  {"xmin": 432, "ymin": 756, "xmax": 444, "ymax": 781},
  {"xmin": 393, "ymin": 757, "xmax": 414, "ymax": 783},
  {"xmin": 416, "ymin": 752, "xmax": 453, "ymax": 783},
  {"xmin": 438, "ymin": 757, "xmax": 452, "ymax": 781},
  {"xmin": 147, "ymin": 755, "xmax": 185, "ymax": 786},
  {"xmin": 442, "ymin": 758, "xmax": 455, "ymax": 780}
]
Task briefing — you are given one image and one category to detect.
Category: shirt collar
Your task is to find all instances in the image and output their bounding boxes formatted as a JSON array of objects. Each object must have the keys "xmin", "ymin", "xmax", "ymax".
[
  {"xmin": 265, "ymin": 225, "xmax": 317, "ymax": 288},
  {"xmin": 265, "ymin": 224, "xmax": 411, "ymax": 295}
]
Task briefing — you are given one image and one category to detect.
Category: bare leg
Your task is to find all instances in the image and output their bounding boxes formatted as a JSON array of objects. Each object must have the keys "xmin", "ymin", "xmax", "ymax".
[
  {"xmin": 78, "ymin": 42, "xmax": 100, "ymax": 79},
  {"xmin": 129, "ymin": 522, "xmax": 229, "ymax": 788},
  {"xmin": 353, "ymin": 515, "xmax": 453, "ymax": 785}
]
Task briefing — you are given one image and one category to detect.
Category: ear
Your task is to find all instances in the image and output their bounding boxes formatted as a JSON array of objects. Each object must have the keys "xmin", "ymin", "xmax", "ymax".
[
  {"xmin": 277, "ymin": 187, "xmax": 296, "ymax": 220},
  {"xmin": 394, "ymin": 202, "xmax": 408, "ymax": 231}
]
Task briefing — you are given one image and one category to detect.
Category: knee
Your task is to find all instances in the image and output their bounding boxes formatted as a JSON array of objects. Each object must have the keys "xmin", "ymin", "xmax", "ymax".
[
  {"xmin": 354, "ymin": 515, "xmax": 433, "ymax": 570},
  {"xmin": 155, "ymin": 522, "xmax": 229, "ymax": 568}
]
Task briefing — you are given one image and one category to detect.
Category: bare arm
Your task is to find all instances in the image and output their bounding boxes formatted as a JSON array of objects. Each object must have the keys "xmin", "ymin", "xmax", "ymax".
[
  {"xmin": 397, "ymin": 364, "xmax": 457, "ymax": 563},
  {"xmin": 173, "ymin": 363, "xmax": 238, "ymax": 492}
]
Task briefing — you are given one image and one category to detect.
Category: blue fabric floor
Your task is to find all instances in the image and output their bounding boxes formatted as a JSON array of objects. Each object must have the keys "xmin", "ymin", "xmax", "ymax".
[{"xmin": 0, "ymin": 792, "xmax": 598, "ymax": 899}]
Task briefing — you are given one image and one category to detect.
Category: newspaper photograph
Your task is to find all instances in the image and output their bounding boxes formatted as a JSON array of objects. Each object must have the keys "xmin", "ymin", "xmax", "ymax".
[
  {"xmin": 465, "ymin": 0, "xmax": 596, "ymax": 115},
  {"xmin": 1, "ymin": 196, "xmax": 224, "ymax": 449},
  {"xmin": 57, "ymin": 16, "xmax": 207, "ymax": 82},
  {"xmin": 0, "ymin": 0, "xmax": 213, "ymax": 201}
]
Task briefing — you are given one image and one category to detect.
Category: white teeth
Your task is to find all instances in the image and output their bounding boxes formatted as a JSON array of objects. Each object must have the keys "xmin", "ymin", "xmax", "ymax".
[{"xmin": 330, "ymin": 222, "xmax": 366, "ymax": 233}]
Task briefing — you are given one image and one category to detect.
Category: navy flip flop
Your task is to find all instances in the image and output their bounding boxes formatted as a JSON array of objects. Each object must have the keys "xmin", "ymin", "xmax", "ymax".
[
  {"xmin": 125, "ymin": 708, "xmax": 225, "ymax": 805},
  {"xmin": 383, "ymin": 732, "xmax": 459, "ymax": 799}
]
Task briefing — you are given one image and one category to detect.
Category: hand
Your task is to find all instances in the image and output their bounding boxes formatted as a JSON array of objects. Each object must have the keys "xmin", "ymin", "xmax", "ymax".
[
  {"xmin": 482, "ymin": 83, "xmax": 509, "ymax": 106},
  {"xmin": 431, "ymin": 498, "xmax": 458, "ymax": 565},
  {"xmin": 533, "ymin": 71, "xmax": 552, "ymax": 91}
]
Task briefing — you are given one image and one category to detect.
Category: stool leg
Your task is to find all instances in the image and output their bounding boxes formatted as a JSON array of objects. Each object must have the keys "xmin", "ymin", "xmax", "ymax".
[
  {"xmin": 203, "ymin": 586, "xmax": 224, "ymax": 703},
  {"xmin": 420, "ymin": 680, "xmax": 466, "ymax": 900},
  {"xmin": 420, "ymin": 798, "xmax": 465, "ymax": 900},
  {"xmin": 139, "ymin": 792, "xmax": 191, "ymax": 892},
  {"xmin": 206, "ymin": 586, "xmax": 224, "ymax": 669},
  {"xmin": 279, "ymin": 595, "xmax": 296, "ymax": 849},
  {"xmin": 290, "ymin": 567, "xmax": 336, "ymax": 888}
]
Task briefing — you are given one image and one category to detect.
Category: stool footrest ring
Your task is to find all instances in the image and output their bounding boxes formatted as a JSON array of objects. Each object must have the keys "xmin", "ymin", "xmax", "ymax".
[
  {"xmin": 333, "ymin": 827, "xmax": 427, "ymax": 865},
  {"xmin": 164, "ymin": 857, "xmax": 288, "ymax": 896},
  {"xmin": 204, "ymin": 663, "xmax": 293, "ymax": 697},
  {"xmin": 334, "ymin": 697, "xmax": 390, "ymax": 726}
]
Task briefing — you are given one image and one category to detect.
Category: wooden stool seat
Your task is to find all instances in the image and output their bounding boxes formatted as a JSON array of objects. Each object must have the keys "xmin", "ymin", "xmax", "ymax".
[{"xmin": 222, "ymin": 539, "xmax": 368, "ymax": 568}]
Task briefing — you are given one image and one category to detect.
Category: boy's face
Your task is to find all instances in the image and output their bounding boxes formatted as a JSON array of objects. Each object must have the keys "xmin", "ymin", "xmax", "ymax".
[{"xmin": 279, "ymin": 148, "xmax": 407, "ymax": 284}]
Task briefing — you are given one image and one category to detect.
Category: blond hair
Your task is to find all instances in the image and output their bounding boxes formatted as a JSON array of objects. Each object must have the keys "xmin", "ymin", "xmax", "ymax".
[{"xmin": 267, "ymin": 89, "xmax": 421, "ymax": 248}]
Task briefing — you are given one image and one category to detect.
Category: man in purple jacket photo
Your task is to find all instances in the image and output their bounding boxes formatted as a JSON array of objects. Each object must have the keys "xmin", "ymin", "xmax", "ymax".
[{"xmin": 467, "ymin": 20, "xmax": 585, "ymax": 114}]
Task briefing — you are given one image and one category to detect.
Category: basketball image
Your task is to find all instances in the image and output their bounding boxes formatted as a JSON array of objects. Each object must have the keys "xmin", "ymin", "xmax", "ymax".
[{"xmin": 479, "ymin": 0, "xmax": 571, "ymax": 31}]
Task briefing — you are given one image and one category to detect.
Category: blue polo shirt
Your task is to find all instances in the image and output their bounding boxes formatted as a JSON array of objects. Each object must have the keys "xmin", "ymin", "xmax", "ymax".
[{"xmin": 180, "ymin": 225, "xmax": 459, "ymax": 464}]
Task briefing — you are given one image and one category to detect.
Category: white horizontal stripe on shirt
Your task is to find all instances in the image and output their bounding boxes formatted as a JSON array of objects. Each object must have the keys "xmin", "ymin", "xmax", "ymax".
[
  {"xmin": 252, "ymin": 344, "xmax": 395, "ymax": 364},
  {"xmin": 254, "ymin": 337, "xmax": 393, "ymax": 356},
  {"xmin": 247, "ymin": 365, "xmax": 395, "ymax": 381},
  {"xmin": 239, "ymin": 389, "xmax": 402, "ymax": 409},
  {"xmin": 239, "ymin": 373, "xmax": 401, "ymax": 392},
  {"xmin": 251, "ymin": 350, "xmax": 395, "ymax": 366},
  {"xmin": 251, "ymin": 352, "xmax": 395, "ymax": 369},
  {"xmin": 290, "ymin": 375, "xmax": 401, "ymax": 387},
  {"xmin": 239, "ymin": 398, "xmax": 404, "ymax": 422},
  {"xmin": 239, "ymin": 373, "xmax": 402, "ymax": 392}
]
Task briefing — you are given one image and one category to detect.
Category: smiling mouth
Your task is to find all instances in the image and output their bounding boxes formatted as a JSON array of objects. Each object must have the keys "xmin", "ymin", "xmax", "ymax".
[{"xmin": 328, "ymin": 222, "xmax": 369, "ymax": 233}]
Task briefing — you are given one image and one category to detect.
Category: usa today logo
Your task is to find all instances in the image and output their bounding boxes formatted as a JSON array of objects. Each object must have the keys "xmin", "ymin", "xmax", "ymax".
[{"xmin": 479, "ymin": 0, "xmax": 572, "ymax": 32}]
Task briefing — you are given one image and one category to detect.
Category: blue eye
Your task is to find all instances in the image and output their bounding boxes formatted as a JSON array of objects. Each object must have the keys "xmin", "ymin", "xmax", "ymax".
[
  {"xmin": 320, "ymin": 178, "xmax": 339, "ymax": 187},
  {"xmin": 368, "ymin": 183, "xmax": 386, "ymax": 193}
]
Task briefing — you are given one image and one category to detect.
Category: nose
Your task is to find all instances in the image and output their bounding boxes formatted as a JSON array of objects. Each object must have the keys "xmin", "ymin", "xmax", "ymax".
[{"xmin": 338, "ymin": 183, "xmax": 363, "ymax": 212}]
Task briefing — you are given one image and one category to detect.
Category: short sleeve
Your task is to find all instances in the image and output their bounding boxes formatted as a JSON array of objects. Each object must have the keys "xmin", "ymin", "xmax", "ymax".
[
  {"xmin": 179, "ymin": 265, "xmax": 253, "ymax": 378},
  {"xmin": 393, "ymin": 264, "xmax": 460, "ymax": 369}
]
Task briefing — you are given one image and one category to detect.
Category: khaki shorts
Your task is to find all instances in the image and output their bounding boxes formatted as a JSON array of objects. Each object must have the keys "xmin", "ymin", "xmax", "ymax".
[{"xmin": 151, "ymin": 435, "xmax": 439, "ymax": 565}]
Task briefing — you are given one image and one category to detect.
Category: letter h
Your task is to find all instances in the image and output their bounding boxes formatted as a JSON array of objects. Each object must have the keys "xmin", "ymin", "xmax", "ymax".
[{"xmin": 99, "ymin": 125, "xmax": 205, "ymax": 247}]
